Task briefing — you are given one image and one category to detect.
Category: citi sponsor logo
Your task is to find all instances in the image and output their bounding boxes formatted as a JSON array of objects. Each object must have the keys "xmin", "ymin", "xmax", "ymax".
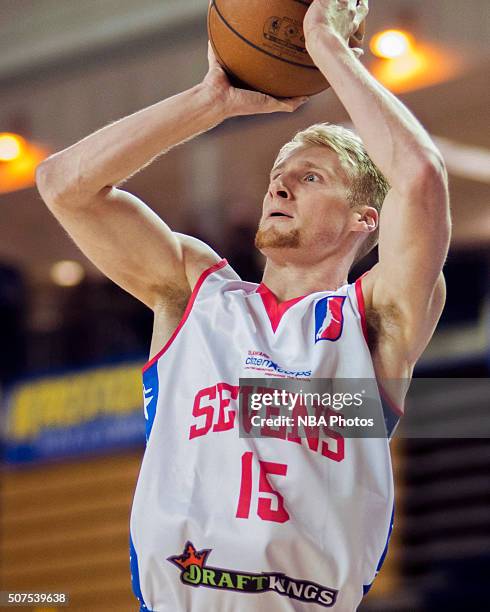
[{"xmin": 244, "ymin": 350, "xmax": 311, "ymax": 378}]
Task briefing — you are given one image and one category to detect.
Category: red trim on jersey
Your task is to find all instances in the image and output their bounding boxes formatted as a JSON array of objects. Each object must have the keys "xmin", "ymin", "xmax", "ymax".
[
  {"xmin": 142, "ymin": 258, "xmax": 228, "ymax": 372},
  {"xmin": 257, "ymin": 283, "xmax": 307, "ymax": 333},
  {"xmin": 379, "ymin": 383, "xmax": 405, "ymax": 417},
  {"xmin": 355, "ymin": 274, "xmax": 405, "ymax": 417},
  {"xmin": 354, "ymin": 275, "xmax": 369, "ymax": 344}
]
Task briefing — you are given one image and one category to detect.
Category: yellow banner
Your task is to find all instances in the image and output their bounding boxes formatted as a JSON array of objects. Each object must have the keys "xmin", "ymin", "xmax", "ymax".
[{"xmin": 7, "ymin": 363, "xmax": 143, "ymax": 440}]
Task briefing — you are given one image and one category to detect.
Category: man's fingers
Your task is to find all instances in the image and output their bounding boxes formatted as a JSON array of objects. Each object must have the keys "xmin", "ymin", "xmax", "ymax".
[
  {"xmin": 356, "ymin": 0, "xmax": 369, "ymax": 21},
  {"xmin": 261, "ymin": 94, "xmax": 309, "ymax": 114},
  {"xmin": 348, "ymin": 0, "xmax": 357, "ymax": 10},
  {"xmin": 207, "ymin": 42, "xmax": 220, "ymax": 68},
  {"xmin": 353, "ymin": 1, "xmax": 368, "ymax": 35},
  {"xmin": 277, "ymin": 96, "xmax": 310, "ymax": 112},
  {"xmin": 343, "ymin": 0, "xmax": 365, "ymax": 34}
]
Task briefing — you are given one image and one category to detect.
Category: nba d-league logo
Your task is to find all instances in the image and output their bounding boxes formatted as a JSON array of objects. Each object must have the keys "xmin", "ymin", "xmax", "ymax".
[{"xmin": 314, "ymin": 296, "xmax": 346, "ymax": 343}]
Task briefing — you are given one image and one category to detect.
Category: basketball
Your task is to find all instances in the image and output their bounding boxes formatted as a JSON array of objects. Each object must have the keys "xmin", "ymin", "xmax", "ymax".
[{"xmin": 208, "ymin": 0, "xmax": 366, "ymax": 98}]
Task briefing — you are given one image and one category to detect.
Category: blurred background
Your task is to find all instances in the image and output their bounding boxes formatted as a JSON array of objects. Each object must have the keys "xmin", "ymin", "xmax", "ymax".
[{"xmin": 0, "ymin": 0, "xmax": 489, "ymax": 610}]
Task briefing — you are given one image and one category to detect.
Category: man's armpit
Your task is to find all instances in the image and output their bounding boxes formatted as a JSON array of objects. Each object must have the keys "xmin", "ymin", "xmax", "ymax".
[
  {"xmin": 366, "ymin": 302, "xmax": 402, "ymax": 354},
  {"xmin": 153, "ymin": 280, "xmax": 191, "ymax": 319}
]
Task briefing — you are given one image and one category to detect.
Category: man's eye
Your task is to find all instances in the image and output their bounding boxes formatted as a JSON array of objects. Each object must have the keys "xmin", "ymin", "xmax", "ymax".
[{"xmin": 305, "ymin": 173, "xmax": 319, "ymax": 182}]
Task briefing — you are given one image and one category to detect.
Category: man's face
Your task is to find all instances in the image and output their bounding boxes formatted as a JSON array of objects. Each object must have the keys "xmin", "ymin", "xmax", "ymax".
[{"xmin": 255, "ymin": 145, "xmax": 353, "ymax": 259}]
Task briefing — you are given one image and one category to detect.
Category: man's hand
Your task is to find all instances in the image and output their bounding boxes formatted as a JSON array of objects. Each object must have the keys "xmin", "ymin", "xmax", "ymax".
[
  {"xmin": 304, "ymin": 0, "xmax": 368, "ymax": 56},
  {"xmin": 202, "ymin": 43, "xmax": 309, "ymax": 118}
]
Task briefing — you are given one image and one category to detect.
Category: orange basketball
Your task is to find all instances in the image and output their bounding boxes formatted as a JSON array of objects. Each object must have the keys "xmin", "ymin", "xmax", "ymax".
[{"xmin": 208, "ymin": 0, "xmax": 366, "ymax": 98}]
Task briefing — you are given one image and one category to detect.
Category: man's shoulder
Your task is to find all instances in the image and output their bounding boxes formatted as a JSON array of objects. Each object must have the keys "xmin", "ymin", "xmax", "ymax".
[{"xmin": 175, "ymin": 233, "xmax": 223, "ymax": 290}]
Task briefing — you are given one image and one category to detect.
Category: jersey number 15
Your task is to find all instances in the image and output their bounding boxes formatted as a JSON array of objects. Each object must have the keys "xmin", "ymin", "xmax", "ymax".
[{"xmin": 236, "ymin": 451, "xmax": 290, "ymax": 523}]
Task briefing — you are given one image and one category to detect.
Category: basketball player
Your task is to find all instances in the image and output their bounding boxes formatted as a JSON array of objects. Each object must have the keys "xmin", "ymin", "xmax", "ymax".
[{"xmin": 36, "ymin": 1, "xmax": 450, "ymax": 609}]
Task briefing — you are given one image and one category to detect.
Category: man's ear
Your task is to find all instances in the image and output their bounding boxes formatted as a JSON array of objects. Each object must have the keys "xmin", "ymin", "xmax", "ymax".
[{"xmin": 353, "ymin": 206, "xmax": 378, "ymax": 233}]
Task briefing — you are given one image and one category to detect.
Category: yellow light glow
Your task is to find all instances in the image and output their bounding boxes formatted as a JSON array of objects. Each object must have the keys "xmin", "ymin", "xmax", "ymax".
[
  {"xmin": 371, "ymin": 42, "xmax": 464, "ymax": 94},
  {"xmin": 0, "ymin": 133, "xmax": 25, "ymax": 162},
  {"xmin": 370, "ymin": 30, "xmax": 413, "ymax": 59},
  {"xmin": 50, "ymin": 260, "xmax": 85, "ymax": 287},
  {"xmin": 0, "ymin": 138, "xmax": 50, "ymax": 195}
]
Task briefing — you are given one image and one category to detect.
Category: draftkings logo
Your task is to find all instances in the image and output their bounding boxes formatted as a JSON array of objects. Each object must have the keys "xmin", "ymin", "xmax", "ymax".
[{"xmin": 167, "ymin": 541, "xmax": 338, "ymax": 608}]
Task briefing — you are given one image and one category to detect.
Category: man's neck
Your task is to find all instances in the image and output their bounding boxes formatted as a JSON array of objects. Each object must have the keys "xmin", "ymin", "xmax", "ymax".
[{"xmin": 260, "ymin": 256, "xmax": 350, "ymax": 302}]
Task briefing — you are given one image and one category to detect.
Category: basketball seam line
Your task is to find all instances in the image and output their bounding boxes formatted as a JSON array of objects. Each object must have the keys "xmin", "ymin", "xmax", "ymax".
[{"xmin": 211, "ymin": 0, "xmax": 318, "ymax": 72}]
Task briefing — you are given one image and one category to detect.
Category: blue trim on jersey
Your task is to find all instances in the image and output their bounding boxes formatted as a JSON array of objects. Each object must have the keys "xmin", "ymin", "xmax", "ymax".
[
  {"xmin": 130, "ymin": 534, "xmax": 151, "ymax": 611},
  {"xmin": 363, "ymin": 504, "xmax": 395, "ymax": 595},
  {"xmin": 142, "ymin": 361, "xmax": 159, "ymax": 443}
]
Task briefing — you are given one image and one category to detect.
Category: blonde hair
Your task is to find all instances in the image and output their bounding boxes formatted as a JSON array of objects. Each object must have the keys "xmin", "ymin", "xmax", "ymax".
[{"xmin": 275, "ymin": 123, "xmax": 390, "ymax": 263}]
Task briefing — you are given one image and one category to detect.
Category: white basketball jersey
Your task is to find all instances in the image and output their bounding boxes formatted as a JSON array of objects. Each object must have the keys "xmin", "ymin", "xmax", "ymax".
[{"xmin": 130, "ymin": 259, "xmax": 400, "ymax": 612}]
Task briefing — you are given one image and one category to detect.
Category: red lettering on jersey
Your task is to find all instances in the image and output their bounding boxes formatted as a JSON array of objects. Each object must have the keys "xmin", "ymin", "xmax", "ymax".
[
  {"xmin": 190, "ymin": 382, "xmax": 345, "ymax": 463},
  {"xmin": 260, "ymin": 401, "xmax": 287, "ymax": 440},
  {"xmin": 287, "ymin": 400, "xmax": 321, "ymax": 452},
  {"xmin": 320, "ymin": 408, "xmax": 345, "ymax": 461},
  {"xmin": 236, "ymin": 452, "xmax": 290, "ymax": 523},
  {"xmin": 258, "ymin": 459, "xmax": 290, "ymax": 523},
  {"xmin": 238, "ymin": 386, "xmax": 255, "ymax": 434},
  {"xmin": 235, "ymin": 451, "xmax": 253, "ymax": 519},
  {"xmin": 189, "ymin": 385, "xmax": 216, "ymax": 440},
  {"xmin": 213, "ymin": 383, "xmax": 238, "ymax": 432},
  {"xmin": 321, "ymin": 429, "xmax": 345, "ymax": 462}
]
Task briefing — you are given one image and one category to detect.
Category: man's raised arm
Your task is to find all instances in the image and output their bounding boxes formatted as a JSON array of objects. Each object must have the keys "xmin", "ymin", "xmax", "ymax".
[
  {"xmin": 36, "ymin": 46, "xmax": 307, "ymax": 309},
  {"xmin": 304, "ymin": 0, "xmax": 451, "ymax": 372}
]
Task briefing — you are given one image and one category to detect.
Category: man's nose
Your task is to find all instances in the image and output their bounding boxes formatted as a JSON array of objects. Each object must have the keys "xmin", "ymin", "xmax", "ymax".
[{"xmin": 270, "ymin": 179, "xmax": 291, "ymax": 199}]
